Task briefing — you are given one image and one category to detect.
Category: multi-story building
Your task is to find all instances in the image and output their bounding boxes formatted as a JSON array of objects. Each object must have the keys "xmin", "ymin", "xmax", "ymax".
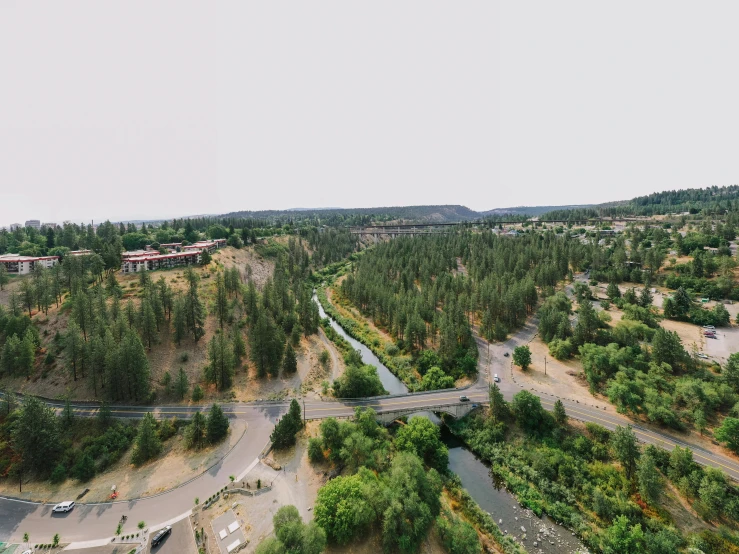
[
  {"xmin": 69, "ymin": 250, "xmax": 93, "ymax": 257},
  {"xmin": 182, "ymin": 239, "xmax": 227, "ymax": 254},
  {"xmin": 120, "ymin": 238, "xmax": 225, "ymax": 274},
  {"xmin": 0, "ymin": 254, "xmax": 60, "ymax": 275},
  {"xmin": 121, "ymin": 251, "xmax": 200, "ymax": 274},
  {"xmin": 9, "ymin": 223, "xmax": 21, "ymax": 231},
  {"xmin": 24, "ymin": 220, "xmax": 41, "ymax": 230}
]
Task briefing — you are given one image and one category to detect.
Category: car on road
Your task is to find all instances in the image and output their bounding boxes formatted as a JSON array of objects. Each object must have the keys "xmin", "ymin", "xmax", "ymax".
[
  {"xmin": 503, "ymin": 352, "xmax": 509, "ymax": 357},
  {"xmin": 703, "ymin": 325, "xmax": 716, "ymax": 330},
  {"xmin": 459, "ymin": 396, "xmax": 470, "ymax": 402},
  {"xmin": 152, "ymin": 525, "xmax": 172, "ymax": 547},
  {"xmin": 493, "ymin": 374, "xmax": 500, "ymax": 382},
  {"xmin": 52, "ymin": 501, "xmax": 75, "ymax": 513},
  {"xmin": 704, "ymin": 330, "xmax": 716, "ymax": 337},
  {"xmin": 698, "ymin": 353, "xmax": 709, "ymax": 359}
]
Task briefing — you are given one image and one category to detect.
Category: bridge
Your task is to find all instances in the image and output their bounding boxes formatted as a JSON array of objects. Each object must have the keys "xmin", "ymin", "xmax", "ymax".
[{"xmin": 372, "ymin": 401, "xmax": 480, "ymax": 424}]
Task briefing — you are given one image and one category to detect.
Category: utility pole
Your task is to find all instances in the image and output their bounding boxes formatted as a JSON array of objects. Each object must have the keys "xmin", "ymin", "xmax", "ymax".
[
  {"xmin": 544, "ymin": 356, "xmax": 547, "ymax": 376},
  {"xmin": 303, "ymin": 398, "xmax": 306, "ymax": 425}
]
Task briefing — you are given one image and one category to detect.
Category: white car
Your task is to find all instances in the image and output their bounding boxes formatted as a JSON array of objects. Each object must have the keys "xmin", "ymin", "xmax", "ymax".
[
  {"xmin": 697, "ymin": 353, "xmax": 709, "ymax": 359},
  {"xmin": 52, "ymin": 501, "xmax": 75, "ymax": 513},
  {"xmin": 493, "ymin": 374, "xmax": 500, "ymax": 383},
  {"xmin": 703, "ymin": 325, "xmax": 716, "ymax": 330}
]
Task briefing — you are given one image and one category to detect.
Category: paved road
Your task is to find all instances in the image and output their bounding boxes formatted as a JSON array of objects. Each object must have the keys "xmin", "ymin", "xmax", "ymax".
[
  {"xmin": 148, "ymin": 519, "xmax": 196, "ymax": 554},
  {"xmin": 2, "ymin": 274, "xmax": 739, "ymax": 544}
]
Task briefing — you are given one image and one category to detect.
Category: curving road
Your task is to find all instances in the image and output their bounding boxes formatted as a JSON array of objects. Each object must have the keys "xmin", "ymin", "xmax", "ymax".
[{"xmin": 3, "ymin": 285, "xmax": 739, "ymax": 544}]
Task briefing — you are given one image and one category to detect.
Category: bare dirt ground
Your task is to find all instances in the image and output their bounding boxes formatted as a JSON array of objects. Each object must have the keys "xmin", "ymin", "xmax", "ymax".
[
  {"xmin": 0, "ymin": 421, "xmax": 247, "ymax": 504},
  {"xmin": 510, "ymin": 335, "xmax": 610, "ymax": 410},
  {"xmin": 229, "ymin": 332, "xmax": 341, "ymax": 403},
  {"xmin": 213, "ymin": 246, "xmax": 275, "ymax": 289},
  {"xmin": 0, "ymin": 275, "xmax": 24, "ymax": 307}
]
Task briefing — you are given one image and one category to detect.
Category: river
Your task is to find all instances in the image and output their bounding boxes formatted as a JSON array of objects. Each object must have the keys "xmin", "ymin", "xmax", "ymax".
[
  {"xmin": 443, "ymin": 428, "xmax": 590, "ymax": 554},
  {"xmin": 312, "ymin": 293, "xmax": 408, "ymax": 395}
]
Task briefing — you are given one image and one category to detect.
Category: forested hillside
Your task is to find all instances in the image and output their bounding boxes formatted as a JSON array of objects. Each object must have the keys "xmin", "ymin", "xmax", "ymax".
[
  {"xmin": 543, "ymin": 184, "xmax": 739, "ymax": 219},
  {"xmin": 339, "ymin": 231, "xmax": 586, "ymax": 386}
]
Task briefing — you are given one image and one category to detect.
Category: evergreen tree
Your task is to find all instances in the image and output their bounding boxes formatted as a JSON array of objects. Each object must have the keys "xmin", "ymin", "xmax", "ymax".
[
  {"xmin": 206, "ymin": 333, "xmax": 235, "ymax": 390},
  {"xmin": 206, "ymin": 403, "xmax": 230, "ymax": 444},
  {"xmin": 249, "ymin": 310, "xmax": 285, "ymax": 377},
  {"xmin": 606, "ymin": 281, "xmax": 621, "ymax": 300},
  {"xmin": 0, "ymin": 263, "xmax": 8, "ymax": 291},
  {"xmin": 65, "ymin": 321, "xmax": 85, "ymax": 381},
  {"xmin": 175, "ymin": 367, "xmax": 189, "ymax": 400},
  {"xmin": 639, "ymin": 286, "xmax": 653, "ymax": 308},
  {"xmin": 131, "ymin": 412, "xmax": 161, "ymax": 465},
  {"xmin": 283, "ymin": 344, "xmax": 298, "ymax": 374},
  {"xmin": 13, "ymin": 397, "xmax": 62, "ymax": 476},
  {"xmin": 184, "ymin": 269, "xmax": 205, "ymax": 341},
  {"xmin": 271, "ymin": 399, "xmax": 303, "ymax": 448},
  {"xmin": 553, "ymin": 398, "xmax": 567, "ymax": 425},
  {"xmin": 232, "ymin": 329, "xmax": 246, "ymax": 364},
  {"xmin": 488, "ymin": 383, "xmax": 506, "ymax": 423},
  {"xmin": 172, "ymin": 294, "xmax": 186, "ymax": 345},
  {"xmin": 138, "ymin": 297, "xmax": 157, "ymax": 349},
  {"xmin": 214, "ymin": 272, "xmax": 228, "ymax": 328},
  {"xmin": 185, "ymin": 411, "xmax": 207, "ymax": 449}
]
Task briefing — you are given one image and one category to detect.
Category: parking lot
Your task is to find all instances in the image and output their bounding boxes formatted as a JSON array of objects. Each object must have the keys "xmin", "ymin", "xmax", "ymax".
[{"xmin": 147, "ymin": 518, "xmax": 197, "ymax": 554}]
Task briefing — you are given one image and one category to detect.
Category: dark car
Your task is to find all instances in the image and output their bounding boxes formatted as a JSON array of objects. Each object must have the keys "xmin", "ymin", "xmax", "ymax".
[
  {"xmin": 151, "ymin": 526, "xmax": 172, "ymax": 547},
  {"xmin": 459, "ymin": 396, "xmax": 470, "ymax": 402}
]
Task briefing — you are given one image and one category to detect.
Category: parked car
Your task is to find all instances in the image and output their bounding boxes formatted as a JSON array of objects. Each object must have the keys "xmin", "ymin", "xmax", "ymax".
[
  {"xmin": 493, "ymin": 374, "xmax": 500, "ymax": 382},
  {"xmin": 704, "ymin": 330, "xmax": 716, "ymax": 336},
  {"xmin": 503, "ymin": 352, "xmax": 510, "ymax": 357},
  {"xmin": 459, "ymin": 396, "xmax": 470, "ymax": 402},
  {"xmin": 151, "ymin": 525, "xmax": 172, "ymax": 547},
  {"xmin": 698, "ymin": 353, "xmax": 709, "ymax": 359},
  {"xmin": 52, "ymin": 501, "xmax": 75, "ymax": 513},
  {"xmin": 703, "ymin": 325, "xmax": 716, "ymax": 330}
]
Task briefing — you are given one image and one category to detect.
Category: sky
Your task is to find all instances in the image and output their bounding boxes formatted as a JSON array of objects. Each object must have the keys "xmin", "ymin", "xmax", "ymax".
[{"xmin": 1, "ymin": 1, "xmax": 739, "ymax": 226}]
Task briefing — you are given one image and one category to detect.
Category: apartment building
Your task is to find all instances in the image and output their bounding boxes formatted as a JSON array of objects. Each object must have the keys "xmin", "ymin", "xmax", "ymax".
[
  {"xmin": 0, "ymin": 254, "xmax": 60, "ymax": 275},
  {"xmin": 121, "ymin": 251, "xmax": 201, "ymax": 273}
]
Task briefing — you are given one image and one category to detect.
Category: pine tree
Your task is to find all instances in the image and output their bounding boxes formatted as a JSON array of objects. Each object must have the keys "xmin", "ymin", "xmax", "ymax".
[
  {"xmin": 172, "ymin": 294, "xmax": 186, "ymax": 345},
  {"xmin": 488, "ymin": 383, "xmax": 506, "ymax": 423},
  {"xmin": 65, "ymin": 322, "xmax": 85, "ymax": 381},
  {"xmin": 215, "ymin": 272, "xmax": 228, "ymax": 329},
  {"xmin": 62, "ymin": 398, "xmax": 75, "ymax": 428},
  {"xmin": 283, "ymin": 344, "xmax": 298, "ymax": 374},
  {"xmin": 232, "ymin": 329, "xmax": 246, "ymax": 364},
  {"xmin": 184, "ymin": 269, "xmax": 205, "ymax": 341},
  {"xmin": 139, "ymin": 298, "xmax": 157, "ymax": 349},
  {"xmin": 175, "ymin": 367, "xmax": 189, "ymax": 400},
  {"xmin": 553, "ymin": 399, "xmax": 567, "ymax": 425},
  {"xmin": 206, "ymin": 333, "xmax": 235, "ymax": 390},
  {"xmin": 131, "ymin": 412, "xmax": 161, "ymax": 465},
  {"xmin": 206, "ymin": 403, "xmax": 230, "ymax": 444},
  {"xmin": 185, "ymin": 411, "xmax": 207, "ymax": 449}
]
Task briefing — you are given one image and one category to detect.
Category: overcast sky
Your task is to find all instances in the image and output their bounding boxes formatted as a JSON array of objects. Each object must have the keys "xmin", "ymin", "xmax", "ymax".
[{"xmin": 1, "ymin": 1, "xmax": 739, "ymax": 226}]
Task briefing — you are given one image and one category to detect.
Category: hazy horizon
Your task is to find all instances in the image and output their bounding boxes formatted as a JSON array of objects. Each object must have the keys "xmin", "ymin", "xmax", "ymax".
[{"xmin": 2, "ymin": 1, "xmax": 739, "ymax": 226}]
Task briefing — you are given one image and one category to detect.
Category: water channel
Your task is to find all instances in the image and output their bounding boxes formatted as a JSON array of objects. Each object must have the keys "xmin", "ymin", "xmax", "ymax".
[
  {"xmin": 444, "ymin": 429, "xmax": 589, "ymax": 554},
  {"xmin": 315, "ymin": 291, "xmax": 588, "ymax": 553},
  {"xmin": 312, "ymin": 293, "xmax": 408, "ymax": 394}
]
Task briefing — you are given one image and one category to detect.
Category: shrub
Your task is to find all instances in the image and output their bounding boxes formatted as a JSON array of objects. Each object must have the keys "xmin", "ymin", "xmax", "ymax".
[{"xmin": 308, "ymin": 438, "xmax": 325, "ymax": 463}]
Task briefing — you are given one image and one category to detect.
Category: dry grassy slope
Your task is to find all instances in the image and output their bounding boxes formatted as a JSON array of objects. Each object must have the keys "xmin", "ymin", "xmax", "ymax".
[{"xmin": 0, "ymin": 246, "xmax": 343, "ymax": 402}]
